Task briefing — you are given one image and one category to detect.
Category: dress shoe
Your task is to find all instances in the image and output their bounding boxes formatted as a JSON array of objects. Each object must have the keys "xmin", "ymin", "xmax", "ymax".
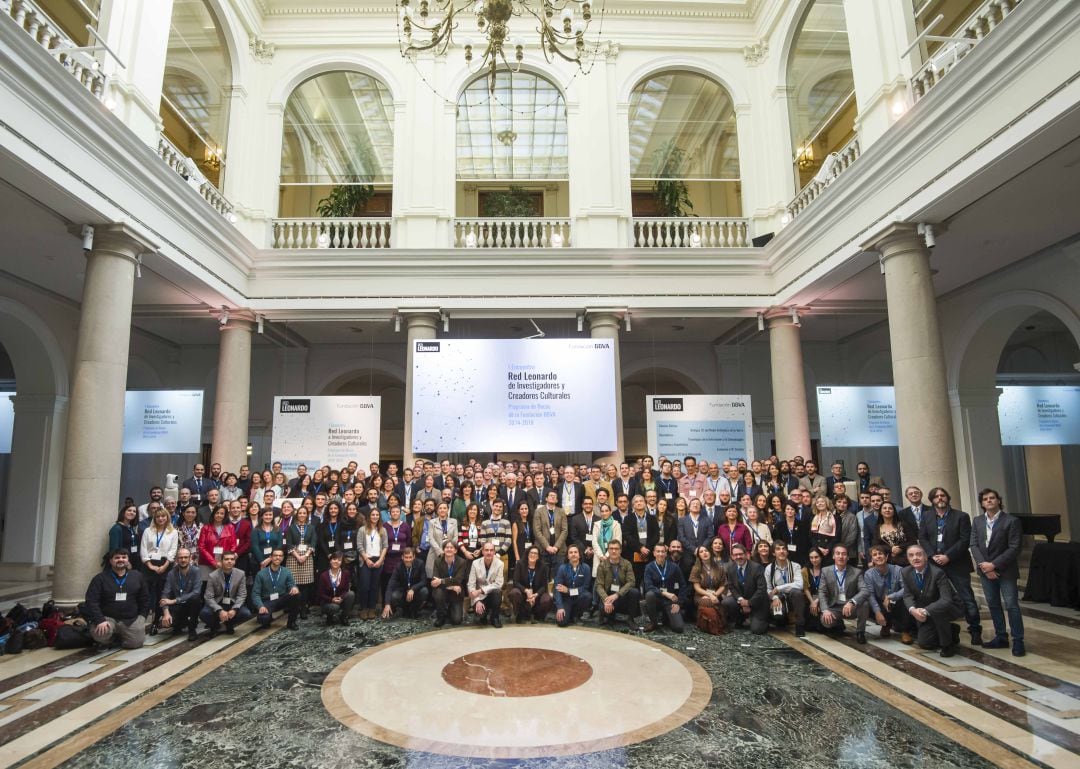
[
  {"xmin": 208, "ymin": 628, "xmax": 219, "ymax": 639},
  {"xmin": 879, "ymin": 627, "xmax": 891, "ymax": 639},
  {"xmin": 516, "ymin": 614, "xmax": 526, "ymax": 624},
  {"xmin": 795, "ymin": 626, "xmax": 806, "ymax": 638},
  {"xmin": 940, "ymin": 643, "xmax": 956, "ymax": 657},
  {"xmin": 900, "ymin": 632, "xmax": 914, "ymax": 645},
  {"xmin": 225, "ymin": 625, "xmax": 235, "ymax": 635},
  {"xmin": 983, "ymin": 635, "xmax": 1009, "ymax": 649},
  {"xmin": 340, "ymin": 615, "xmax": 350, "ymax": 626},
  {"xmin": 969, "ymin": 629, "xmax": 983, "ymax": 647},
  {"xmin": 286, "ymin": 621, "xmax": 299, "ymax": 630},
  {"xmin": 433, "ymin": 617, "xmax": 445, "ymax": 628},
  {"xmin": 149, "ymin": 624, "xmax": 158, "ymax": 636},
  {"xmin": 1012, "ymin": 639, "xmax": 1026, "ymax": 657},
  {"xmin": 643, "ymin": 622, "xmax": 657, "ymax": 633},
  {"xmin": 491, "ymin": 614, "xmax": 502, "ymax": 628},
  {"xmin": 187, "ymin": 630, "xmax": 198, "ymax": 642},
  {"xmin": 856, "ymin": 631, "xmax": 867, "ymax": 645}
]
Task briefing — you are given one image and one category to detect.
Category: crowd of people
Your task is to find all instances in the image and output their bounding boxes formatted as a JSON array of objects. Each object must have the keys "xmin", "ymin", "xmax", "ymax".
[{"xmin": 89, "ymin": 455, "xmax": 1026, "ymax": 658}]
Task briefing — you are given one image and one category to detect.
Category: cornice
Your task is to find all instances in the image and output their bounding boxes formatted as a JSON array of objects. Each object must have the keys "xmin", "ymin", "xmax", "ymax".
[{"xmin": 258, "ymin": 4, "xmax": 759, "ymax": 21}]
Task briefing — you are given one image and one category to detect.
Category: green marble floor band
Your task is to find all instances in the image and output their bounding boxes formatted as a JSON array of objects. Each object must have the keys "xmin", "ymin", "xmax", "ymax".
[{"xmin": 44, "ymin": 618, "xmax": 1005, "ymax": 769}]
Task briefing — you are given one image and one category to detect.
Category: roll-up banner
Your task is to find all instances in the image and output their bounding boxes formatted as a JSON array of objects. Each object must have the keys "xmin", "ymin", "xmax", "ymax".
[
  {"xmin": 646, "ymin": 395, "xmax": 754, "ymax": 462},
  {"xmin": 272, "ymin": 396, "xmax": 381, "ymax": 472}
]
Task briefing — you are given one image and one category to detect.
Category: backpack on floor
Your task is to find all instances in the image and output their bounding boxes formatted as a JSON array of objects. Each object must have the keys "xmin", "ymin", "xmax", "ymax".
[
  {"xmin": 695, "ymin": 604, "xmax": 726, "ymax": 635},
  {"xmin": 53, "ymin": 623, "xmax": 93, "ymax": 650}
]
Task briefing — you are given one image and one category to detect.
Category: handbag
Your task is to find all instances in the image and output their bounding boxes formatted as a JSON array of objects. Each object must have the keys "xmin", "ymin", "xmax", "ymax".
[{"xmin": 695, "ymin": 604, "xmax": 726, "ymax": 635}]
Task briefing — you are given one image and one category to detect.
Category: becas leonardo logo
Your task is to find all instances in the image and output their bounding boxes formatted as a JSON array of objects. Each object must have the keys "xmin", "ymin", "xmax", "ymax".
[
  {"xmin": 652, "ymin": 397, "xmax": 684, "ymax": 412},
  {"xmin": 415, "ymin": 342, "xmax": 441, "ymax": 352},
  {"xmin": 280, "ymin": 399, "xmax": 311, "ymax": 413}
]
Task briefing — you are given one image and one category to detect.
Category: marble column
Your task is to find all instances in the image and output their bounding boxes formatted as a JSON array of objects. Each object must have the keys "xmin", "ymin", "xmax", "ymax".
[
  {"xmin": 768, "ymin": 312, "xmax": 811, "ymax": 460},
  {"xmin": 589, "ymin": 312, "xmax": 625, "ymax": 463},
  {"xmin": 210, "ymin": 318, "xmax": 253, "ymax": 475},
  {"xmin": 0, "ymin": 394, "xmax": 68, "ymax": 579},
  {"xmin": 402, "ymin": 312, "xmax": 439, "ymax": 468},
  {"xmin": 870, "ymin": 224, "xmax": 960, "ymax": 500},
  {"xmin": 52, "ymin": 225, "xmax": 155, "ymax": 605},
  {"xmin": 951, "ymin": 386, "xmax": 1006, "ymax": 515}
]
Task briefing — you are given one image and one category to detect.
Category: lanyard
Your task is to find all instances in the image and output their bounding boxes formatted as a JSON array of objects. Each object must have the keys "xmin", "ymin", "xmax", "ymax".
[
  {"xmin": 811, "ymin": 572, "xmax": 821, "ymax": 590},
  {"xmin": 656, "ymin": 562, "xmax": 668, "ymax": 584},
  {"xmin": 269, "ymin": 569, "xmax": 280, "ymax": 590},
  {"xmin": 776, "ymin": 565, "xmax": 790, "ymax": 584},
  {"xmin": 224, "ymin": 572, "xmax": 232, "ymax": 593},
  {"xmin": 177, "ymin": 568, "xmax": 191, "ymax": 594},
  {"xmin": 523, "ymin": 522, "xmax": 531, "ymax": 540},
  {"xmin": 834, "ymin": 567, "xmax": 847, "ymax": 591},
  {"xmin": 391, "ymin": 524, "xmax": 402, "ymax": 541},
  {"xmin": 112, "ymin": 572, "xmax": 128, "ymax": 590},
  {"xmin": 569, "ymin": 564, "xmax": 583, "ymax": 587},
  {"xmin": 127, "ymin": 525, "xmax": 138, "ymax": 544},
  {"xmin": 155, "ymin": 530, "xmax": 165, "ymax": 549},
  {"xmin": 447, "ymin": 560, "xmax": 455, "ymax": 578},
  {"xmin": 528, "ymin": 568, "xmax": 536, "ymax": 587},
  {"xmin": 329, "ymin": 522, "xmax": 338, "ymax": 540}
]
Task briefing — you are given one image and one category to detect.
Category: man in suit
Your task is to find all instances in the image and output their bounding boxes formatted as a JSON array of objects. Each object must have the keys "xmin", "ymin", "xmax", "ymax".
[
  {"xmin": 568, "ymin": 495, "xmax": 598, "ymax": 568},
  {"xmin": 855, "ymin": 462, "xmax": 886, "ymax": 494},
  {"xmin": 182, "ymin": 463, "xmax": 211, "ymax": 505},
  {"xmin": 583, "ymin": 465, "xmax": 614, "ymax": 505},
  {"xmin": 159, "ymin": 547, "xmax": 203, "ymax": 641},
  {"xmin": 432, "ymin": 459, "xmax": 454, "ymax": 490},
  {"xmin": 557, "ymin": 467, "xmax": 585, "ymax": 517},
  {"xmin": 624, "ymin": 494, "xmax": 659, "ymax": 585},
  {"xmin": 899, "ymin": 485, "xmax": 928, "ymax": 534},
  {"xmin": 393, "ymin": 467, "xmax": 417, "ymax": 509},
  {"xmin": 287, "ymin": 464, "xmax": 309, "ymax": 495},
  {"xmin": 722, "ymin": 543, "xmax": 770, "ymax": 634},
  {"xmin": 467, "ymin": 542, "xmax": 505, "ymax": 627},
  {"xmin": 613, "ymin": 463, "xmax": 640, "ymax": 500},
  {"xmin": 818, "ymin": 544, "xmax": 870, "ymax": 643},
  {"xmin": 903, "ymin": 543, "xmax": 963, "ymax": 656},
  {"xmin": 201, "ymin": 550, "xmax": 251, "ymax": 636},
  {"xmin": 500, "ymin": 473, "xmax": 525, "ymax": 513},
  {"xmin": 970, "ymin": 488, "xmax": 1025, "ymax": 656},
  {"xmin": 919, "ymin": 487, "xmax": 982, "ymax": 646},
  {"xmin": 642, "ymin": 543, "xmax": 689, "ymax": 633},
  {"xmin": 678, "ymin": 497, "xmax": 715, "ymax": 554},
  {"xmin": 533, "ymin": 489, "xmax": 569, "ymax": 571},
  {"xmin": 825, "ymin": 463, "xmax": 852, "ymax": 500},
  {"xmin": 799, "ymin": 461, "xmax": 827, "ymax": 498}
]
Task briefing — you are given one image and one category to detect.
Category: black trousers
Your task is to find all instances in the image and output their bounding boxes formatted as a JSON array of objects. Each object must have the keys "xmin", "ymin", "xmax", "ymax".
[
  {"xmin": 472, "ymin": 589, "xmax": 502, "ymax": 620},
  {"xmin": 169, "ymin": 596, "xmax": 203, "ymax": 632},
  {"xmin": 599, "ymin": 588, "xmax": 642, "ymax": 619},
  {"xmin": 508, "ymin": 587, "xmax": 553, "ymax": 621},
  {"xmin": 645, "ymin": 592, "xmax": 686, "ymax": 632},
  {"xmin": 556, "ymin": 593, "xmax": 591, "ymax": 626},
  {"xmin": 388, "ymin": 585, "xmax": 430, "ymax": 617},
  {"xmin": 257, "ymin": 593, "xmax": 301, "ymax": 627},
  {"xmin": 433, "ymin": 586, "xmax": 464, "ymax": 625}
]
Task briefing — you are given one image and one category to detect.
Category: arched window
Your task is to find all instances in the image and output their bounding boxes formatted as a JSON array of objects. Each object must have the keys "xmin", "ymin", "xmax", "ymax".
[
  {"xmin": 160, "ymin": 0, "xmax": 232, "ymax": 189},
  {"xmin": 786, "ymin": 0, "xmax": 856, "ymax": 190},
  {"xmin": 278, "ymin": 71, "xmax": 394, "ymax": 218},
  {"xmin": 627, "ymin": 72, "xmax": 741, "ymax": 218},
  {"xmin": 455, "ymin": 70, "xmax": 568, "ymax": 218}
]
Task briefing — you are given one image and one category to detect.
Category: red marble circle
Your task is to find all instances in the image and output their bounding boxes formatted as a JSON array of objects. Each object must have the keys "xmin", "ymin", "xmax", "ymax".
[{"xmin": 441, "ymin": 647, "xmax": 593, "ymax": 697}]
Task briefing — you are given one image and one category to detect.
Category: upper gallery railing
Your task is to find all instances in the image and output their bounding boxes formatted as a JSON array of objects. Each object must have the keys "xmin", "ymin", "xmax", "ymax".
[{"xmin": 4, "ymin": 0, "xmax": 107, "ymax": 101}]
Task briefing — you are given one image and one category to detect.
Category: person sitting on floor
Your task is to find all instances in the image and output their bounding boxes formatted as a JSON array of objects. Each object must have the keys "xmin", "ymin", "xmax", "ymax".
[{"xmin": 85, "ymin": 548, "xmax": 152, "ymax": 649}]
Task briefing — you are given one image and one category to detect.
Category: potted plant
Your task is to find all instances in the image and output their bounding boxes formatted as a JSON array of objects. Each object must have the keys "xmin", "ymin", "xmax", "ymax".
[{"xmin": 651, "ymin": 139, "xmax": 694, "ymax": 217}]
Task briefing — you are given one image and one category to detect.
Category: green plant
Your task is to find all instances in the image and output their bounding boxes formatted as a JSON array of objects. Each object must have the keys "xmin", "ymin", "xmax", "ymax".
[
  {"xmin": 651, "ymin": 139, "xmax": 694, "ymax": 217},
  {"xmin": 316, "ymin": 183, "xmax": 374, "ymax": 217},
  {"xmin": 481, "ymin": 186, "xmax": 539, "ymax": 218}
]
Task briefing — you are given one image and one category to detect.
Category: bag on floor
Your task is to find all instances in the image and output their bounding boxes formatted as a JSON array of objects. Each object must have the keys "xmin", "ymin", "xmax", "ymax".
[
  {"xmin": 695, "ymin": 604, "xmax": 726, "ymax": 635},
  {"xmin": 5, "ymin": 630, "xmax": 24, "ymax": 654},
  {"xmin": 54, "ymin": 624, "xmax": 93, "ymax": 650},
  {"xmin": 40, "ymin": 615, "xmax": 65, "ymax": 646},
  {"xmin": 22, "ymin": 629, "xmax": 47, "ymax": 650}
]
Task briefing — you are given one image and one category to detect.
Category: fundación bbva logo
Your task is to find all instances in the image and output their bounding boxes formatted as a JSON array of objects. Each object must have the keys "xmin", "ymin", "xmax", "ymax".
[
  {"xmin": 652, "ymin": 397, "xmax": 684, "ymax": 412},
  {"xmin": 416, "ymin": 341, "xmax": 441, "ymax": 353},
  {"xmin": 280, "ymin": 399, "xmax": 311, "ymax": 414}
]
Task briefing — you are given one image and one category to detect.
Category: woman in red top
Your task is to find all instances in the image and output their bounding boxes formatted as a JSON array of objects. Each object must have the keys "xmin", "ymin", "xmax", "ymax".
[
  {"xmin": 716, "ymin": 505, "xmax": 753, "ymax": 556},
  {"xmin": 197, "ymin": 504, "xmax": 237, "ymax": 585}
]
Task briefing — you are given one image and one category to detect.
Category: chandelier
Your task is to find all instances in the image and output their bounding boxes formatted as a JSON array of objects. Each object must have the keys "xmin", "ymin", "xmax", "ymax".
[{"xmin": 398, "ymin": 0, "xmax": 603, "ymax": 92}]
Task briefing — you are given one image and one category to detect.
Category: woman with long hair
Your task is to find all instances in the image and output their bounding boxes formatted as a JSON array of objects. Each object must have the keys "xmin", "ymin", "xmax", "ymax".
[
  {"xmin": 197, "ymin": 504, "xmax": 236, "ymax": 585},
  {"xmin": 873, "ymin": 500, "xmax": 912, "ymax": 567},
  {"xmin": 140, "ymin": 506, "xmax": 177, "ymax": 634},
  {"xmin": 358, "ymin": 507, "xmax": 388, "ymax": 619},
  {"xmin": 690, "ymin": 545, "xmax": 727, "ymax": 634},
  {"xmin": 109, "ymin": 503, "xmax": 142, "ymax": 571},
  {"xmin": 810, "ymin": 495, "xmax": 838, "ymax": 566},
  {"xmin": 590, "ymin": 502, "xmax": 622, "ymax": 576},
  {"xmin": 285, "ymin": 504, "xmax": 318, "ymax": 618},
  {"xmin": 716, "ymin": 505, "xmax": 753, "ymax": 555}
]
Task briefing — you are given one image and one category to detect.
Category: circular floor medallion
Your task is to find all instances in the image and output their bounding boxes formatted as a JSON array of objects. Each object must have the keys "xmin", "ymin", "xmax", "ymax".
[
  {"xmin": 322, "ymin": 625, "xmax": 712, "ymax": 758},
  {"xmin": 441, "ymin": 647, "xmax": 592, "ymax": 696}
]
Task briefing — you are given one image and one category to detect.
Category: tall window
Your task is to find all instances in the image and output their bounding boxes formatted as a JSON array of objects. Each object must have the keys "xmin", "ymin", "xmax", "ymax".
[
  {"xmin": 786, "ymin": 0, "xmax": 857, "ymax": 190},
  {"xmin": 628, "ymin": 72, "xmax": 741, "ymax": 218},
  {"xmin": 455, "ymin": 70, "xmax": 568, "ymax": 218},
  {"xmin": 160, "ymin": 0, "xmax": 232, "ymax": 189},
  {"xmin": 279, "ymin": 71, "xmax": 395, "ymax": 218}
]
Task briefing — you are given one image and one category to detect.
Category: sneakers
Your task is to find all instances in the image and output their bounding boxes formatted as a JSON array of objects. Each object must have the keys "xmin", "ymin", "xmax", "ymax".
[{"xmin": 1012, "ymin": 639, "xmax": 1026, "ymax": 657}]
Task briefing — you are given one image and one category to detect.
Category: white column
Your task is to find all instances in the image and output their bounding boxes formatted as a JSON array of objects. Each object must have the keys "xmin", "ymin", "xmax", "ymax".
[
  {"xmin": 0, "ymin": 394, "xmax": 68, "ymax": 579},
  {"xmin": 97, "ymin": 0, "xmax": 176, "ymax": 147},
  {"xmin": 768, "ymin": 312, "xmax": 811, "ymax": 459},
  {"xmin": 869, "ymin": 223, "xmax": 960, "ymax": 500},
  {"xmin": 842, "ymin": 0, "xmax": 917, "ymax": 148},
  {"xmin": 402, "ymin": 312, "xmax": 439, "ymax": 468},
  {"xmin": 589, "ymin": 312, "xmax": 624, "ymax": 463},
  {"xmin": 52, "ymin": 225, "xmax": 155, "ymax": 605},
  {"xmin": 210, "ymin": 318, "xmax": 253, "ymax": 474},
  {"xmin": 951, "ymin": 387, "xmax": 1006, "ymax": 514}
]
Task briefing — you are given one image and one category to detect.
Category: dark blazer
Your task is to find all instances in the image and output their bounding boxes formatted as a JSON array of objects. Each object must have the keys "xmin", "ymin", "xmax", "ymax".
[
  {"xmin": 899, "ymin": 505, "xmax": 929, "ymax": 536},
  {"xmin": 771, "ymin": 516, "xmax": 811, "ymax": 563},
  {"xmin": 612, "ymin": 475, "xmax": 640, "ymax": 500},
  {"xmin": 181, "ymin": 475, "xmax": 215, "ymax": 500},
  {"xmin": 431, "ymin": 554, "xmax": 467, "ymax": 587},
  {"xmin": 316, "ymin": 567, "xmax": 353, "ymax": 604},
  {"xmin": 511, "ymin": 559, "xmax": 550, "ymax": 594},
  {"xmin": 386, "ymin": 560, "xmax": 427, "ymax": 594},
  {"xmin": 902, "ymin": 563, "xmax": 963, "ymax": 616},
  {"xmin": 568, "ymin": 513, "xmax": 598, "ymax": 558},
  {"xmin": 969, "ymin": 512, "xmax": 1022, "ymax": 581},
  {"xmin": 622, "ymin": 513, "xmax": 660, "ymax": 558},
  {"xmin": 677, "ymin": 513, "xmax": 714, "ymax": 553},
  {"xmin": 499, "ymin": 485, "xmax": 527, "ymax": 513},
  {"xmin": 553, "ymin": 481, "xmax": 586, "ymax": 516},
  {"xmin": 655, "ymin": 476, "xmax": 678, "ymax": 501},
  {"xmin": 918, "ymin": 507, "xmax": 973, "ymax": 574},
  {"xmin": 724, "ymin": 560, "xmax": 768, "ymax": 604}
]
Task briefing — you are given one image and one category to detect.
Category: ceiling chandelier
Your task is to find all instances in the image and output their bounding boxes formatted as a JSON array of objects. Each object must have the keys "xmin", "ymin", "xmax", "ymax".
[{"xmin": 397, "ymin": 0, "xmax": 604, "ymax": 92}]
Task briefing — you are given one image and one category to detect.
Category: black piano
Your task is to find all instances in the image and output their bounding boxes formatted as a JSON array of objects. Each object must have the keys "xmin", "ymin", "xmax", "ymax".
[{"xmin": 1017, "ymin": 514, "xmax": 1062, "ymax": 544}]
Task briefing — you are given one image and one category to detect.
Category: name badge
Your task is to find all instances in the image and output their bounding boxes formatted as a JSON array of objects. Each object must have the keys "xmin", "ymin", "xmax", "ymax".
[
  {"xmin": 391, "ymin": 543, "xmax": 402, "ymax": 551},
  {"xmin": 569, "ymin": 587, "xmax": 579, "ymax": 597},
  {"xmin": 838, "ymin": 591, "xmax": 846, "ymax": 602},
  {"xmin": 115, "ymin": 592, "xmax": 127, "ymax": 601},
  {"xmin": 610, "ymin": 585, "xmax": 620, "ymax": 594},
  {"xmin": 129, "ymin": 546, "xmax": 138, "ymax": 553},
  {"xmin": 788, "ymin": 543, "xmax": 798, "ymax": 552},
  {"xmin": 524, "ymin": 541, "xmax": 532, "ymax": 549},
  {"xmin": 213, "ymin": 546, "xmax": 224, "ymax": 555},
  {"xmin": 549, "ymin": 526, "xmax": 555, "ymax": 535},
  {"xmin": 269, "ymin": 592, "xmax": 280, "ymax": 602},
  {"xmin": 936, "ymin": 533, "xmax": 944, "ymax": 543},
  {"xmin": 665, "ymin": 493, "xmax": 673, "ymax": 500},
  {"xmin": 689, "ymin": 490, "xmax": 697, "ymax": 497},
  {"xmin": 344, "ymin": 542, "xmax": 354, "ymax": 549},
  {"xmin": 149, "ymin": 549, "xmax": 161, "ymax": 560},
  {"xmin": 327, "ymin": 539, "xmax": 335, "ymax": 548},
  {"xmin": 221, "ymin": 596, "xmax": 233, "ymax": 606},
  {"xmin": 585, "ymin": 533, "xmax": 593, "ymax": 541},
  {"xmin": 673, "ymin": 583, "xmax": 680, "ymax": 591},
  {"xmin": 297, "ymin": 544, "xmax": 309, "ymax": 555}
]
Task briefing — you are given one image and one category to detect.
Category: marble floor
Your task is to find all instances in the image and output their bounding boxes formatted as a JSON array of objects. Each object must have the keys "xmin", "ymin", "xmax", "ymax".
[{"xmin": 0, "ymin": 588, "xmax": 1075, "ymax": 769}]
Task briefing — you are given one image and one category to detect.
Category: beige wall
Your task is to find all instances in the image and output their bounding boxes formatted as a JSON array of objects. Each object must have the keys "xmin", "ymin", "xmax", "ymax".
[{"xmin": 1025, "ymin": 445, "xmax": 1070, "ymax": 541}]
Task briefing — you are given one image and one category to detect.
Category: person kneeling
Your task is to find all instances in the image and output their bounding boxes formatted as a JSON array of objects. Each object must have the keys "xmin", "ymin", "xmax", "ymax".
[
  {"xmin": 318, "ymin": 551, "xmax": 356, "ymax": 626},
  {"xmin": 159, "ymin": 547, "xmax": 203, "ymax": 641},
  {"xmin": 722, "ymin": 543, "xmax": 770, "ymax": 634},
  {"xmin": 643, "ymin": 543, "xmax": 688, "ymax": 633},
  {"xmin": 903, "ymin": 543, "xmax": 964, "ymax": 657},
  {"xmin": 85, "ymin": 549, "xmax": 152, "ymax": 649},
  {"xmin": 554, "ymin": 545, "xmax": 593, "ymax": 627},
  {"xmin": 382, "ymin": 546, "xmax": 429, "ymax": 619},
  {"xmin": 468, "ymin": 542, "xmax": 504, "ymax": 627},
  {"xmin": 818, "ymin": 544, "xmax": 870, "ymax": 643},
  {"xmin": 594, "ymin": 540, "xmax": 641, "ymax": 628},
  {"xmin": 431, "ymin": 540, "xmax": 466, "ymax": 627},
  {"xmin": 508, "ymin": 545, "xmax": 553, "ymax": 623},
  {"xmin": 252, "ymin": 548, "xmax": 301, "ymax": 630},
  {"xmin": 201, "ymin": 551, "xmax": 251, "ymax": 636}
]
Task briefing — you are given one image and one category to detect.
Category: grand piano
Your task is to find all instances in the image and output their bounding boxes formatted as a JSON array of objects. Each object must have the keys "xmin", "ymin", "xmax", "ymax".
[{"xmin": 1017, "ymin": 514, "xmax": 1062, "ymax": 543}]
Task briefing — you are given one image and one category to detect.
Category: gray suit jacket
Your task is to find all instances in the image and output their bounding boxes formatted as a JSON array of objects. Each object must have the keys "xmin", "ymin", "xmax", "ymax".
[
  {"xmin": 817, "ymin": 565, "xmax": 869, "ymax": 609},
  {"xmin": 901, "ymin": 564, "xmax": 963, "ymax": 617},
  {"xmin": 677, "ymin": 513, "xmax": 714, "ymax": 553},
  {"xmin": 204, "ymin": 567, "xmax": 247, "ymax": 613},
  {"xmin": 969, "ymin": 512, "xmax": 1022, "ymax": 581}
]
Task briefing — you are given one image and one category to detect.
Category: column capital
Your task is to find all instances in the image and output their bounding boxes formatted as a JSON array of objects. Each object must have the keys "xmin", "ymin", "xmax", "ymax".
[
  {"xmin": 859, "ymin": 222, "xmax": 924, "ymax": 257},
  {"xmin": 585, "ymin": 310, "xmax": 624, "ymax": 330},
  {"xmin": 400, "ymin": 310, "xmax": 440, "ymax": 331},
  {"xmin": 73, "ymin": 223, "xmax": 158, "ymax": 262},
  {"xmin": 7, "ymin": 394, "xmax": 69, "ymax": 414},
  {"xmin": 209, "ymin": 309, "xmax": 257, "ymax": 332},
  {"xmin": 764, "ymin": 307, "xmax": 806, "ymax": 330}
]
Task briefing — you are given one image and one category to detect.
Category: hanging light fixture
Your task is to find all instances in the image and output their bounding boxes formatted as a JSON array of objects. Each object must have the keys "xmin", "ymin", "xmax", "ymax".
[{"xmin": 398, "ymin": 0, "xmax": 604, "ymax": 92}]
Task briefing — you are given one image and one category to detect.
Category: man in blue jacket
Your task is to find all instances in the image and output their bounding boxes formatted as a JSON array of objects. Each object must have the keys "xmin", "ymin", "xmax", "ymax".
[
  {"xmin": 643, "ymin": 543, "xmax": 689, "ymax": 633},
  {"xmin": 251, "ymin": 548, "xmax": 301, "ymax": 630}
]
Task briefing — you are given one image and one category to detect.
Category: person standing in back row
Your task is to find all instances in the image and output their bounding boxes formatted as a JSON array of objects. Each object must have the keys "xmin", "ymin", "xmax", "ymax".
[{"xmin": 970, "ymin": 488, "xmax": 1025, "ymax": 656}]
